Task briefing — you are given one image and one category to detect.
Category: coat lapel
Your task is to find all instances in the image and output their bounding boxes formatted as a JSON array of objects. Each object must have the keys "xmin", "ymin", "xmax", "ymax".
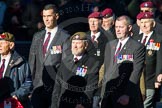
[
  {"xmin": 38, "ymin": 30, "xmax": 46, "ymax": 63},
  {"xmin": 146, "ymin": 32, "xmax": 156, "ymax": 45},
  {"xmin": 97, "ymin": 34, "xmax": 104, "ymax": 46},
  {"xmin": 119, "ymin": 38, "xmax": 131, "ymax": 54},
  {"xmin": 112, "ymin": 40, "xmax": 118, "ymax": 65},
  {"xmin": 4, "ymin": 53, "xmax": 16, "ymax": 77},
  {"xmin": 136, "ymin": 33, "xmax": 143, "ymax": 43},
  {"xmin": 4, "ymin": 62, "xmax": 12, "ymax": 77}
]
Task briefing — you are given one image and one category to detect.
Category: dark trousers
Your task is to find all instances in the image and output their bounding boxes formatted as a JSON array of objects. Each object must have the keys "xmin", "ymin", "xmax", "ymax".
[{"xmin": 31, "ymin": 86, "xmax": 52, "ymax": 108}]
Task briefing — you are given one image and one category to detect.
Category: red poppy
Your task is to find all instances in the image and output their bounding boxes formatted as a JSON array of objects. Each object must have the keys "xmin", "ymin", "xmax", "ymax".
[
  {"xmin": 150, "ymin": 39, "xmax": 154, "ymax": 42},
  {"xmin": 0, "ymin": 34, "xmax": 6, "ymax": 39},
  {"xmin": 0, "ymin": 97, "xmax": 24, "ymax": 108}
]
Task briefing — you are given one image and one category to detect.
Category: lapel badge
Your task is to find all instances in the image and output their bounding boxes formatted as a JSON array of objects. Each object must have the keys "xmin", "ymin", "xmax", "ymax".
[{"xmin": 148, "ymin": 50, "xmax": 153, "ymax": 56}]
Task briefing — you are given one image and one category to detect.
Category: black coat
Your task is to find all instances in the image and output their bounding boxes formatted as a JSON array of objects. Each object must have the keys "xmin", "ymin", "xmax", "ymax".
[
  {"xmin": 51, "ymin": 53, "xmax": 100, "ymax": 108},
  {"xmin": 132, "ymin": 32, "xmax": 162, "ymax": 89},
  {"xmin": 101, "ymin": 37, "xmax": 145, "ymax": 108},
  {"xmin": 86, "ymin": 31, "xmax": 109, "ymax": 66}
]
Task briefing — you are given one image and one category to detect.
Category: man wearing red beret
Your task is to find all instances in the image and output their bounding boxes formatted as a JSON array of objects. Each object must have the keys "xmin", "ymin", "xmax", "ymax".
[
  {"xmin": 86, "ymin": 11, "xmax": 108, "ymax": 67},
  {"xmin": 132, "ymin": 12, "xmax": 162, "ymax": 108},
  {"xmin": 140, "ymin": 1, "xmax": 154, "ymax": 13},
  {"xmin": 101, "ymin": 8, "xmax": 116, "ymax": 41},
  {"xmin": 132, "ymin": 1, "xmax": 162, "ymax": 36},
  {"xmin": 86, "ymin": 12, "xmax": 112, "ymax": 107}
]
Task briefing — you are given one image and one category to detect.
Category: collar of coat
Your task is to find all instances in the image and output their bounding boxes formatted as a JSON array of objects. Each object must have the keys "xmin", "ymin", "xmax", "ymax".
[{"xmin": 0, "ymin": 51, "xmax": 24, "ymax": 68}]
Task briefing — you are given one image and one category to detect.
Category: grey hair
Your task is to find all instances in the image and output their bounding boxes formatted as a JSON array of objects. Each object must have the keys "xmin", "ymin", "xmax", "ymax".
[{"xmin": 116, "ymin": 15, "xmax": 133, "ymax": 26}]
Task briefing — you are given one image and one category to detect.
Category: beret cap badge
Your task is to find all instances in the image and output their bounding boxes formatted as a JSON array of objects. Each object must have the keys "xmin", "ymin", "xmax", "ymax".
[
  {"xmin": 144, "ymin": 3, "xmax": 148, "ymax": 7},
  {"xmin": 75, "ymin": 35, "xmax": 80, "ymax": 39}
]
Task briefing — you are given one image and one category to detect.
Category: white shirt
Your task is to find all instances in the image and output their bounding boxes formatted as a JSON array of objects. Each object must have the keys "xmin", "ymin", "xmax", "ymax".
[
  {"xmin": 141, "ymin": 31, "xmax": 153, "ymax": 45},
  {"xmin": 139, "ymin": 29, "xmax": 143, "ymax": 35},
  {"xmin": 44, "ymin": 26, "xmax": 58, "ymax": 51},
  {"xmin": 73, "ymin": 55, "xmax": 82, "ymax": 61},
  {"xmin": 0, "ymin": 53, "xmax": 11, "ymax": 77},
  {"xmin": 91, "ymin": 32, "xmax": 101, "ymax": 41},
  {"xmin": 115, "ymin": 37, "xmax": 129, "ymax": 54}
]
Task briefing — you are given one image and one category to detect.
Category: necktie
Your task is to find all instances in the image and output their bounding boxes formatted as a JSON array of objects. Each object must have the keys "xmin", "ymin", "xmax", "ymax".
[
  {"xmin": 43, "ymin": 32, "xmax": 51, "ymax": 57},
  {"xmin": 74, "ymin": 57, "xmax": 78, "ymax": 63},
  {"xmin": 114, "ymin": 42, "xmax": 122, "ymax": 62},
  {"xmin": 91, "ymin": 35, "xmax": 96, "ymax": 43},
  {"xmin": 142, "ymin": 36, "xmax": 148, "ymax": 45},
  {"xmin": 0, "ymin": 59, "xmax": 6, "ymax": 79}
]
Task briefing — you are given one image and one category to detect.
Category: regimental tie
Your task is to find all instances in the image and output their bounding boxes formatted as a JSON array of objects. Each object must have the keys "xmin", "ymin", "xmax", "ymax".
[
  {"xmin": 114, "ymin": 42, "xmax": 122, "ymax": 62},
  {"xmin": 43, "ymin": 32, "xmax": 51, "ymax": 57},
  {"xmin": 142, "ymin": 36, "xmax": 148, "ymax": 45},
  {"xmin": 91, "ymin": 35, "xmax": 96, "ymax": 43},
  {"xmin": 74, "ymin": 57, "xmax": 79, "ymax": 63},
  {"xmin": 0, "ymin": 59, "xmax": 6, "ymax": 79}
]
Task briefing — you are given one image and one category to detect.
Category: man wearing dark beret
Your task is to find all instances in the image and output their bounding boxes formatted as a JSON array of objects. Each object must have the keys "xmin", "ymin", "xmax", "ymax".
[
  {"xmin": 132, "ymin": 12, "xmax": 162, "ymax": 108},
  {"xmin": 51, "ymin": 32, "xmax": 100, "ymax": 108},
  {"xmin": 0, "ymin": 32, "xmax": 32, "ymax": 108}
]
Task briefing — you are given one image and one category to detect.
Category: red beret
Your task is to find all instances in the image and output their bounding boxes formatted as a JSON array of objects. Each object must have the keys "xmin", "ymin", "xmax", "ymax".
[
  {"xmin": 136, "ymin": 12, "xmax": 154, "ymax": 20},
  {"xmin": 101, "ymin": 8, "xmax": 113, "ymax": 18},
  {"xmin": 140, "ymin": 2, "xmax": 153, "ymax": 8},
  {"xmin": 136, "ymin": 13, "xmax": 142, "ymax": 19},
  {"xmin": 88, "ymin": 12, "xmax": 101, "ymax": 19}
]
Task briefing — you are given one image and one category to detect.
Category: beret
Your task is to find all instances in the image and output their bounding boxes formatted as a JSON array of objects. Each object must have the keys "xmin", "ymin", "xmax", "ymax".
[
  {"xmin": 88, "ymin": 12, "xmax": 101, "ymax": 19},
  {"xmin": 71, "ymin": 32, "xmax": 87, "ymax": 40},
  {"xmin": 136, "ymin": 12, "xmax": 154, "ymax": 20},
  {"xmin": 101, "ymin": 8, "xmax": 113, "ymax": 18},
  {"xmin": 140, "ymin": 2, "xmax": 153, "ymax": 8},
  {"xmin": 0, "ymin": 32, "xmax": 15, "ymax": 42}
]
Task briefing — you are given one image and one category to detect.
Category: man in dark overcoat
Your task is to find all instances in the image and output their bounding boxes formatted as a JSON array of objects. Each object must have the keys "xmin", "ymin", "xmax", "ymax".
[
  {"xmin": 51, "ymin": 32, "xmax": 100, "ymax": 108},
  {"xmin": 132, "ymin": 12, "xmax": 162, "ymax": 108},
  {"xmin": 28, "ymin": 4, "xmax": 70, "ymax": 108},
  {"xmin": 101, "ymin": 15, "xmax": 145, "ymax": 108}
]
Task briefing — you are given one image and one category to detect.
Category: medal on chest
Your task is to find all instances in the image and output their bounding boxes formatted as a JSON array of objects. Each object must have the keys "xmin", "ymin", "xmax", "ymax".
[{"xmin": 76, "ymin": 65, "xmax": 88, "ymax": 77}]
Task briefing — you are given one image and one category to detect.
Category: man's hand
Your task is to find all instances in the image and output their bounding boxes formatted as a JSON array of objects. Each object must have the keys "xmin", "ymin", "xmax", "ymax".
[
  {"xmin": 155, "ymin": 82, "xmax": 161, "ymax": 88},
  {"xmin": 12, "ymin": 95, "xmax": 18, "ymax": 100},
  {"xmin": 117, "ymin": 95, "xmax": 129, "ymax": 105}
]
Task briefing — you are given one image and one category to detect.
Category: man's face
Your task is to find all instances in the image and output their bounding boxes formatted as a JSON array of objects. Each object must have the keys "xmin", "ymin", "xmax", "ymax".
[
  {"xmin": 88, "ymin": 18, "xmax": 100, "ymax": 33},
  {"xmin": 139, "ymin": 19, "xmax": 155, "ymax": 34},
  {"xmin": 71, "ymin": 40, "xmax": 87, "ymax": 56},
  {"xmin": 115, "ymin": 20, "xmax": 131, "ymax": 40},
  {"xmin": 140, "ymin": 7, "xmax": 153, "ymax": 12},
  {"xmin": 102, "ymin": 17, "xmax": 114, "ymax": 31},
  {"xmin": 43, "ymin": 9, "xmax": 58, "ymax": 29},
  {"xmin": 0, "ymin": 40, "xmax": 13, "ymax": 55}
]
